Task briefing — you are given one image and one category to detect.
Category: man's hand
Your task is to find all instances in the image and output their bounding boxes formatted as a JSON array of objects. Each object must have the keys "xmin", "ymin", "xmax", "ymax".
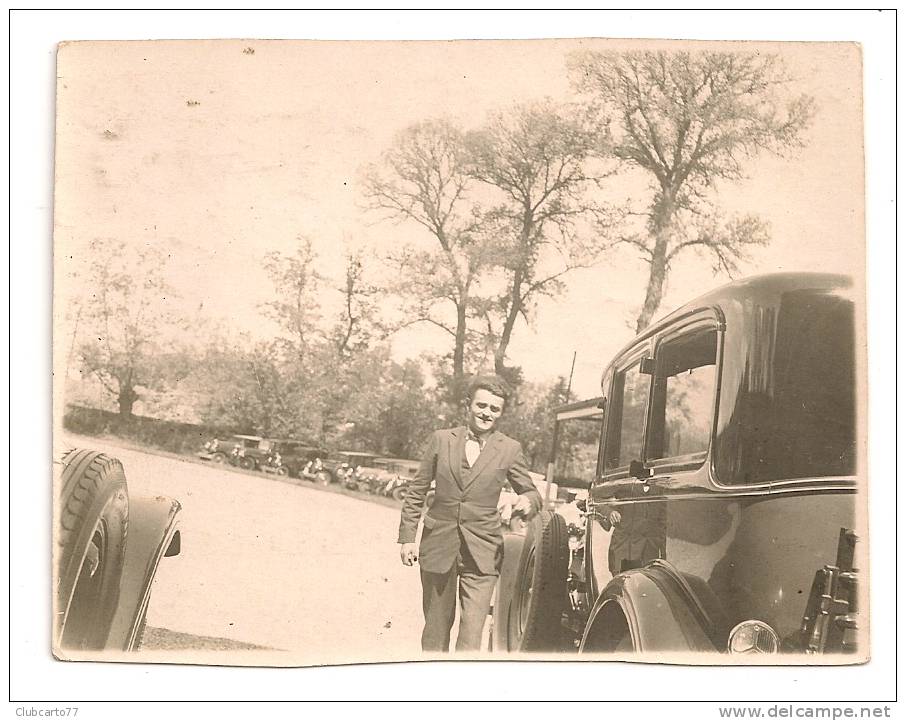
[
  {"xmin": 512, "ymin": 494, "xmax": 536, "ymax": 520},
  {"xmin": 608, "ymin": 510, "xmax": 621, "ymax": 526},
  {"xmin": 399, "ymin": 543, "xmax": 418, "ymax": 566}
]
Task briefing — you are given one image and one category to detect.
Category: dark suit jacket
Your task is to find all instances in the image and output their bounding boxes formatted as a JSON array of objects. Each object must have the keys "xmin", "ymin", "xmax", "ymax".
[{"xmin": 397, "ymin": 427, "xmax": 541, "ymax": 574}]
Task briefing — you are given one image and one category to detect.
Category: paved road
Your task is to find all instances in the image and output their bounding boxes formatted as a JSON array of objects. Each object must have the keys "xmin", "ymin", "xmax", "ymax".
[{"xmin": 63, "ymin": 435, "xmax": 424, "ymax": 665}]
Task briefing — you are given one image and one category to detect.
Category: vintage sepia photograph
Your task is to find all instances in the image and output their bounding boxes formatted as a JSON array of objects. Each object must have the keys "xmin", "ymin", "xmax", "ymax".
[{"xmin": 51, "ymin": 35, "xmax": 868, "ymax": 670}]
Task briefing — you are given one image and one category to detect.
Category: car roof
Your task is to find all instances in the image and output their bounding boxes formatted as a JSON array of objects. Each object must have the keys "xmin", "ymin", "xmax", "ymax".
[
  {"xmin": 553, "ymin": 397, "xmax": 605, "ymax": 423},
  {"xmin": 232, "ymin": 434, "xmax": 263, "ymax": 441},
  {"xmin": 646, "ymin": 272, "xmax": 847, "ymax": 339},
  {"xmin": 605, "ymin": 272, "xmax": 852, "ymax": 375}
]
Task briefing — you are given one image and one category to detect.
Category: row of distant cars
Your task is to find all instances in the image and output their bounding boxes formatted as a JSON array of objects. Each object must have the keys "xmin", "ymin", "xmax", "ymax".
[{"xmin": 196, "ymin": 434, "xmax": 421, "ymax": 501}]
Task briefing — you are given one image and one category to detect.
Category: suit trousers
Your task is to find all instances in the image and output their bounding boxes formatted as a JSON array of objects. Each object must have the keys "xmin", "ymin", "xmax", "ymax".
[{"xmin": 420, "ymin": 539, "xmax": 498, "ymax": 652}]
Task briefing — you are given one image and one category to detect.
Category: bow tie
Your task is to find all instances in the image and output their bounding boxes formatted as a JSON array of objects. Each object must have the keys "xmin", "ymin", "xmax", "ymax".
[{"xmin": 466, "ymin": 430, "xmax": 488, "ymax": 447}]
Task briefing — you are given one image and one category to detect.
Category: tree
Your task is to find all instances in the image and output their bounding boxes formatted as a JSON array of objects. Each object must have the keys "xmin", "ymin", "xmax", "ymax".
[
  {"xmin": 76, "ymin": 238, "xmax": 182, "ymax": 417},
  {"xmin": 195, "ymin": 340, "xmax": 294, "ymax": 436},
  {"xmin": 466, "ymin": 100, "xmax": 614, "ymax": 376},
  {"xmin": 332, "ymin": 249, "xmax": 382, "ymax": 357},
  {"xmin": 338, "ymin": 354, "xmax": 438, "ymax": 457},
  {"xmin": 570, "ymin": 50, "xmax": 815, "ymax": 331},
  {"xmin": 363, "ymin": 119, "xmax": 494, "ymax": 401},
  {"xmin": 262, "ymin": 237, "xmax": 322, "ymax": 355}
]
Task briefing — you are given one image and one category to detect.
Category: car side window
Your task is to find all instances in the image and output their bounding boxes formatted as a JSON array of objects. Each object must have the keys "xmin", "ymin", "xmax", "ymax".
[
  {"xmin": 604, "ymin": 359, "xmax": 651, "ymax": 472},
  {"xmin": 647, "ymin": 325, "xmax": 718, "ymax": 464}
]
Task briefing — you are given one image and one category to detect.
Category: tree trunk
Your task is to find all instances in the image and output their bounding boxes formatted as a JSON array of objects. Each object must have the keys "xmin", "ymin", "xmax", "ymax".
[
  {"xmin": 452, "ymin": 302, "xmax": 467, "ymax": 401},
  {"xmin": 635, "ymin": 191, "xmax": 676, "ymax": 333},
  {"xmin": 117, "ymin": 385, "xmax": 138, "ymax": 417},
  {"xmin": 495, "ymin": 214, "xmax": 532, "ymax": 376},
  {"xmin": 494, "ymin": 268, "xmax": 523, "ymax": 376}
]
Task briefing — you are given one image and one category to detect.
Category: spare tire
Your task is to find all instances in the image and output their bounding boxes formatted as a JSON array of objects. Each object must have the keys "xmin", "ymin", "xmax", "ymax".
[
  {"xmin": 56, "ymin": 449, "xmax": 129, "ymax": 650},
  {"xmin": 507, "ymin": 510, "xmax": 569, "ymax": 652}
]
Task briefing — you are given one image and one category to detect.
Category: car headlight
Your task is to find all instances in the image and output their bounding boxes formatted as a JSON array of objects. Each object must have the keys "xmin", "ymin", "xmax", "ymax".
[{"xmin": 727, "ymin": 620, "xmax": 780, "ymax": 654}]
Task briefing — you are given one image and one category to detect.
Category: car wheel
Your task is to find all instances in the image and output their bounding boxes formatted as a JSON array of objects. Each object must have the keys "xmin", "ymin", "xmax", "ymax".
[
  {"xmin": 56, "ymin": 449, "xmax": 129, "ymax": 651},
  {"xmin": 211, "ymin": 452, "xmax": 227, "ymax": 464},
  {"xmin": 315, "ymin": 471, "xmax": 332, "ymax": 486},
  {"xmin": 275, "ymin": 467, "xmax": 288, "ymax": 477},
  {"xmin": 238, "ymin": 457, "xmax": 256, "ymax": 471},
  {"xmin": 507, "ymin": 510, "xmax": 570, "ymax": 652},
  {"xmin": 391, "ymin": 486, "xmax": 406, "ymax": 503}
]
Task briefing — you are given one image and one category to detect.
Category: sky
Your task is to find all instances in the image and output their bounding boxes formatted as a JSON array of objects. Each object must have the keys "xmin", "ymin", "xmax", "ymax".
[{"xmin": 54, "ymin": 38, "xmax": 865, "ymax": 399}]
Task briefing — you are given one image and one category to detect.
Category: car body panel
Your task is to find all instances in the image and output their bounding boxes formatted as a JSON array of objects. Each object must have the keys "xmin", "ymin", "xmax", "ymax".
[{"xmin": 582, "ymin": 566, "xmax": 715, "ymax": 653}]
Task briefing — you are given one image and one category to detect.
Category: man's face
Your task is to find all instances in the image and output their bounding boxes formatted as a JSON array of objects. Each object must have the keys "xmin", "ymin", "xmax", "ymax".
[{"xmin": 467, "ymin": 388, "xmax": 505, "ymax": 436}]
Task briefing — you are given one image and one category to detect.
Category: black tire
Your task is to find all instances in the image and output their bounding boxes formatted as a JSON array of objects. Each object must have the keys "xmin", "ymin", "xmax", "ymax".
[
  {"xmin": 391, "ymin": 486, "xmax": 406, "ymax": 503},
  {"xmin": 238, "ymin": 456, "xmax": 256, "ymax": 471},
  {"xmin": 275, "ymin": 466, "xmax": 289, "ymax": 477},
  {"xmin": 315, "ymin": 470, "xmax": 332, "ymax": 486},
  {"xmin": 56, "ymin": 449, "xmax": 129, "ymax": 651},
  {"xmin": 211, "ymin": 452, "xmax": 227, "ymax": 464},
  {"xmin": 507, "ymin": 510, "xmax": 570, "ymax": 652}
]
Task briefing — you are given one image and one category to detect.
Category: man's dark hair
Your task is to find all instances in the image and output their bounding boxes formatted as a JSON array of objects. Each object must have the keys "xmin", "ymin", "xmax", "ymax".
[{"xmin": 465, "ymin": 374, "xmax": 513, "ymax": 406}]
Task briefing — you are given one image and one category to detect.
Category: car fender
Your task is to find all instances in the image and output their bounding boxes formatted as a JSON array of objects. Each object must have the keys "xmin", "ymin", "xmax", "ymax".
[
  {"xmin": 491, "ymin": 521, "xmax": 530, "ymax": 651},
  {"xmin": 106, "ymin": 495, "xmax": 181, "ymax": 651},
  {"xmin": 581, "ymin": 561, "xmax": 716, "ymax": 653}
]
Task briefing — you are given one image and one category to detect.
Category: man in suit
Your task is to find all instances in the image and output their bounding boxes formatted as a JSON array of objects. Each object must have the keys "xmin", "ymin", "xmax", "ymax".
[{"xmin": 398, "ymin": 374, "xmax": 541, "ymax": 652}]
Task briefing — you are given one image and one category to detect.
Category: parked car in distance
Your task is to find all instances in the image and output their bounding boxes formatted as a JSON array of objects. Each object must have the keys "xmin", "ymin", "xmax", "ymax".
[
  {"xmin": 322, "ymin": 451, "xmax": 380, "ymax": 484},
  {"xmin": 197, "ymin": 434, "xmax": 263, "ymax": 467},
  {"xmin": 259, "ymin": 439, "xmax": 327, "ymax": 478},
  {"xmin": 228, "ymin": 435, "xmax": 268, "ymax": 470},
  {"xmin": 493, "ymin": 273, "xmax": 861, "ymax": 659},
  {"xmin": 373, "ymin": 457, "xmax": 421, "ymax": 479},
  {"xmin": 369, "ymin": 457, "xmax": 422, "ymax": 499},
  {"xmin": 197, "ymin": 436, "xmax": 230, "ymax": 464},
  {"xmin": 351, "ymin": 464, "xmax": 395, "ymax": 494}
]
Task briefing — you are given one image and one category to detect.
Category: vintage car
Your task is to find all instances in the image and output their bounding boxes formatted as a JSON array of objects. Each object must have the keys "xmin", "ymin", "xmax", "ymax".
[
  {"xmin": 321, "ymin": 451, "xmax": 380, "ymax": 485},
  {"xmin": 55, "ymin": 448, "xmax": 181, "ymax": 654},
  {"xmin": 197, "ymin": 434, "xmax": 263, "ymax": 468},
  {"xmin": 370, "ymin": 457, "xmax": 422, "ymax": 500},
  {"xmin": 351, "ymin": 464, "xmax": 396, "ymax": 494},
  {"xmin": 258, "ymin": 438, "xmax": 327, "ymax": 478},
  {"xmin": 493, "ymin": 273, "xmax": 861, "ymax": 658},
  {"xmin": 229, "ymin": 434, "xmax": 269, "ymax": 470}
]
